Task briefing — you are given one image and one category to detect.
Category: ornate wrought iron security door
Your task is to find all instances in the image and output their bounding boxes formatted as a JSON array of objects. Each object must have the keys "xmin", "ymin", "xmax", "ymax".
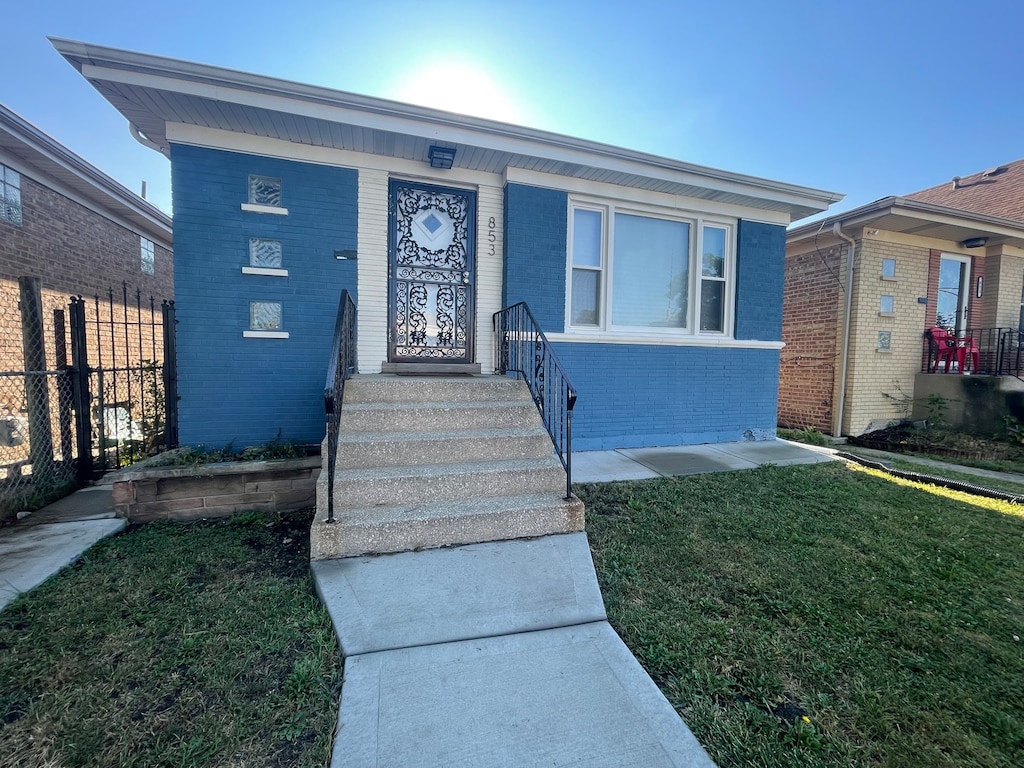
[{"xmin": 388, "ymin": 181, "xmax": 476, "ymax": 363}]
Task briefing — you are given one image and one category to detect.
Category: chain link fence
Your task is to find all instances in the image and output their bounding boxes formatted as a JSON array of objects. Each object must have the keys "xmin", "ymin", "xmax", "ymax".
[{"xmin": 0, "ymin": 279, "xmax": 79, "ymax": 522}]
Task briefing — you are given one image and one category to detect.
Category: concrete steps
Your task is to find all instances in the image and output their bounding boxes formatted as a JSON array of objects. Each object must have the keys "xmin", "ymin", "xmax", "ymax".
[{"xmin": 312, "ymin": 375, "xmax": 583, "ymax": 559}]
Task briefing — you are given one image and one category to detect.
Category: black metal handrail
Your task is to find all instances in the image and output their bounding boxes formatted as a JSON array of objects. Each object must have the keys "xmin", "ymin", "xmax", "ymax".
[
  {"xmin": 998, "ymin": 328, "xmax": 1024, "ymax": 378},
  {"xmin": 493, "ymin": 302, "xmax": 577, "ymax": 500},
  {"xmin": 324, "ymin": 290, "xmax": 357, "ymax": 523}
]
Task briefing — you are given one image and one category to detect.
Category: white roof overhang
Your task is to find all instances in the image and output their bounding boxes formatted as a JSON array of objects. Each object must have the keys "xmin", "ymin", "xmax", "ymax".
[
  {"xmin": 52, "ymin": 38, "xmax": 841, "ymax": 224},
  {"xmin": 788, "ymin": 197, "xmax": 1024, "ymax": 251}
]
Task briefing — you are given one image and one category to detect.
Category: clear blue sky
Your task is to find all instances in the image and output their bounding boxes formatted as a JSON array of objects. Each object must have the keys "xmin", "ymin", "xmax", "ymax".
[{"xmin": 5, "ymin": 0, "xmax": 1022, "ymax": 219}]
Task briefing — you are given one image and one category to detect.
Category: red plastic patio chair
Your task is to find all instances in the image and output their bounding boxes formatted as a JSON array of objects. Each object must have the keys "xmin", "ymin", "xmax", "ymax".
[
  {"xmin": 956, "ymin": 335, "xmax": 979, "ymax": 374},
  {"xmin": 927, "ymin": 327, "xmax": 958, "ymax": 373}
]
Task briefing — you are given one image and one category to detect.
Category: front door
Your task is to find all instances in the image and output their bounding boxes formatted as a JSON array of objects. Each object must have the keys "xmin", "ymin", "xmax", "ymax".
[
  {"xmin": 388, "ymin": 180, "xmax": 476, "ymax": 363},
  {"xmin": 937, "ymin": 254, "xmax": 971, "ymax": 332}
]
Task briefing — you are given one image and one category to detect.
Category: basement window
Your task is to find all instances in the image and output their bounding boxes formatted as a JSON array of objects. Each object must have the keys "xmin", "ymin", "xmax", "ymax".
[{"xmin": 877, "ymin": 331, "xmax": 892, "ymax": 351}]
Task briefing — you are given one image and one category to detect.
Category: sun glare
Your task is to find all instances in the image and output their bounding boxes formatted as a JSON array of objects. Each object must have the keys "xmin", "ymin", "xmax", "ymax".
[{"xmin": 392, "ymin": 60, "xmax": 526, "ymax": 125}]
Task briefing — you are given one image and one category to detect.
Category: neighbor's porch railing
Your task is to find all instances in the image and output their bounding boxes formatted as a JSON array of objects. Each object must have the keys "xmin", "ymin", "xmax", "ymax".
[
  {"xmin": 323, "ymin": 290, "xmax": 356, "ymax": 523},
  {"xmin": 493, "ymin": 302, "xmax": 577, "ymax": 500},
  {"xmin": 922, "ymin": 326, "xmax": 1024, "ymax": 377}
]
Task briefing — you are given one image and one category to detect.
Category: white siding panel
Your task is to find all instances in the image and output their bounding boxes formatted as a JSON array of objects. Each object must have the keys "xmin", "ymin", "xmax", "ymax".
[
  {"xmin": 357, "ymin": 168, "xmax": 390, "ymax": 372},
  {"xmin": 475, "ymin": 183, "xmax": 503, "ymax": 373}
]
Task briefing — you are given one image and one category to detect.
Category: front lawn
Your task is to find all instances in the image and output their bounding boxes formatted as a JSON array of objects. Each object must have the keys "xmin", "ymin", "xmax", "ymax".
[
  {"xmin": 581, "ymin": 462, "xmax": 1024, "ymax": 768},
  {"xmin": 0, "ymin": 509, "xmax": 342, "ymax": 768}
]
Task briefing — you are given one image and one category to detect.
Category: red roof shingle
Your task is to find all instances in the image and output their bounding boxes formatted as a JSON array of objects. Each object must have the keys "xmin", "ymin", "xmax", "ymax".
[{"xmin": 905, "ymin": 158, "xmax": 1024, "ymax": 224}]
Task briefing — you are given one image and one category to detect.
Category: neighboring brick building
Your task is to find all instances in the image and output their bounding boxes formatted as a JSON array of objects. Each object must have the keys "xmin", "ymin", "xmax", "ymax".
[
  {"xmin": 57, "ymin": 40, "xmax": 841, "ymax": 450},
  {"xmin": 782, "ymin": 160, "xmax": 1024, "ymax": 436},
  {"xmin": 0, "ymin": 102, "xmax": 173, "ymax": 375}
]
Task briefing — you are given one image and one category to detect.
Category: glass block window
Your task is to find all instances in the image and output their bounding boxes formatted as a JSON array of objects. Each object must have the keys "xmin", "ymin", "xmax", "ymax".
[
  {"xmin": 881, "ymin": 258, "xmax": 896, "ymax": 278},
  {"xmin": 877, "ymin": 330, "xmax": 892, "ymax": 351},
  {"xmin": 249, "ymin": 238, "xmax": 283, "ymax": 268},
  {"xmin": 250, "ymin": 301, "xmax": 282, "ymax": 330},
  {"xmin": 140, "ymin": 237, "xmax": 155, "ymax": 275},
  {"xmin": 880, "ymin": 295, "xmax": 894, "ymax": 314},
  {"xmin": 248, "ymin": 175, "xmax": 282, "ymax": 207},
  {"xmin": 1, "ymin": 164, "xmax": 22, "ymax": 226}
]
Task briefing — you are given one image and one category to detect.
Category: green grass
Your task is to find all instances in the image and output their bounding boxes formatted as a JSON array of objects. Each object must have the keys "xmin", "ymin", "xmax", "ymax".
[
  {"xmin": 0, "ymin": 509, "xmax": 342, "ymax": 768},
  {"xmin": 580, "ymin": 463, "xmax": 1024, "ymax": 768}
]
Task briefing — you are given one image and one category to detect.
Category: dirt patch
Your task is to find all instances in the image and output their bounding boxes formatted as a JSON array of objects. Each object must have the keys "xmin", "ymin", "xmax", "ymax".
[{"xmin": 849, "ymin": 425, "xmax": 1024, "ymax": 463}]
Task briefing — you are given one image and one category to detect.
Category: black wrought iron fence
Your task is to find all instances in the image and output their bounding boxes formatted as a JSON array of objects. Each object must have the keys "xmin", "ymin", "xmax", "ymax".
[
  {"xmin": 323, "ymin": 290, "xmax": 357, "ymax": 524},
  {"xmin": 493, "ymin": 302, "xmax": 577, "ymax": 500},
  {"xmin": 70, "ymin": 284, "xmax": 178, "ymax": 477},
  {"xmin": 922, "ymin": 326, "xmax": 1024, "ymax": 377}
]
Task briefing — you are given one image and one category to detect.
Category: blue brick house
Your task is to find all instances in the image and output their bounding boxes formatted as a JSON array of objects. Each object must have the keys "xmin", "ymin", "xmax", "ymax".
[{"xmin": 56, "ymin": 39, "xmax": 840, "ymax": 451}]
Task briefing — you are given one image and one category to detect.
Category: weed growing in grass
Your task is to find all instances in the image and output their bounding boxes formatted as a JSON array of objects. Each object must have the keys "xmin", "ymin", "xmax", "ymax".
[{"xmin": 581, "ymin": 463, "xmax": 1024, "ymax": 768}]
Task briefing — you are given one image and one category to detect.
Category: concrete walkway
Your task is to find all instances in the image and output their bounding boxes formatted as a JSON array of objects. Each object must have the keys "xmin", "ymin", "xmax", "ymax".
[
  {"xmin": 312, "ymin": 439, "xmax": 834, "ymax": 767},
  {"xmin": 0, "ymin": 486, "xmax": 122, "ymax": 613}
]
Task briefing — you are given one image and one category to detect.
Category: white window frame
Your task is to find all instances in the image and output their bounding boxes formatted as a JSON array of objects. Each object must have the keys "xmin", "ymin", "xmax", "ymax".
[
  {"xmin": 564, "ymin": 197, "xmax": 736, "ymax": 339},
  {"xmin": 140, "ymin": 237, "xmax": 155, "ymax": 275}
]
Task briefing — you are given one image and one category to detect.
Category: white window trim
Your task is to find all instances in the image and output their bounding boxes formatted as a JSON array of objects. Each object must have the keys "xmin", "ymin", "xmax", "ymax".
[
  {"xmin": 243, "ymin": 330, "xmax": 290, "ymax": 339},
  {"xmin": 564, "ymin": 197, "xmax": 736, "ymax": 339},
  {"xmin": 241, "ymin": 202, "xmax": 289, "ymax": 215},
  {"xmin": 241, "ymin": 266, "xmax": 289, "ymax": 277}
]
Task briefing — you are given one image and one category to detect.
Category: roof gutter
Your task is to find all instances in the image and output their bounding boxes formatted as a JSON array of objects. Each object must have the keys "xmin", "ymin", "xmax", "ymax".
[
  {"xmin": 832, "ymin": 222, "xmax": 857, "ymax": 437},
  {"xmin": 129, "ymin": 122, "xmax": 168, "ymax": 158}
]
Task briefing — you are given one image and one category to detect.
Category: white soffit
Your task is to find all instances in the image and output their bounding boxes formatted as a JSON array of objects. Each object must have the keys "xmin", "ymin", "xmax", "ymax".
[{"xmin": 53, "ymin": 37, "xmax": 841, "ymax": 222}]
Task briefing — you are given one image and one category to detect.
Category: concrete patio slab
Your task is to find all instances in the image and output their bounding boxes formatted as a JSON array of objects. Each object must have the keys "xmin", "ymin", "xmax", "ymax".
[
  {"xmin": 711, "ymin": 440, "xmax": 834, "ymax": 466},
  {"xmin": 0, "ymin": 518, "xmax": 125, "ymax": 612},
  {"xmin": 312, "ymin": 532, "xmax": 605, "ymax": 655},
  {"xmin": 333, "ymin": 621, "xmax": 715, "ymax": 768},
  {"xmin": 619, "ymin": 446, "xmax": 758, "ymax": 476},
  {"xmin": 572, "ymin": 449, "xmax": 661, "ymax": 483}
]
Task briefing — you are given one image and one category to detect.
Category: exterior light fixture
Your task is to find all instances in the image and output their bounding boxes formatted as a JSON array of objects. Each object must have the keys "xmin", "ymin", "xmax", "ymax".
[
  {"xmin": 960, "ymin": 236, "xmax": 988, "ymax": 248},
  {"xmin": 428, "ymin": 145, "xmax": 456, "ymax": 170}
]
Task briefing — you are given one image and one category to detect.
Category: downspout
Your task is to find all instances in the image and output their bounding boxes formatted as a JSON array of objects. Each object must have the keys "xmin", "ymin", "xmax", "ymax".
[
  {"xmin": 129, "ymin": 123, "xmax": 169, "ymax": 158},
  {"xmin": 833, "ymin": 222, "xmax": 856, "ymax": 437}
]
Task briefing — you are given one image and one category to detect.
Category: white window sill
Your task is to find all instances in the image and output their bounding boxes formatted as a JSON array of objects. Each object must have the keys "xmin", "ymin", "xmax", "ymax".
[
  {"xmin": 242, "ymin": 266, "xmax": 289, "ymax": 277},
  {"xmin": 241, "ymin": 203, "xmax": 289, "ymax": 215},
  {"xmin": 547, "ymin": 331, "xmax": 784, "ymax": 350},
  {"xmin": 878, "ymin": 311, "xmax": 895, "ymax": 318},
  {"xmin": 880, "ymin": 275, "xmax": 897, "ymax": 282},
  {"xmin": 876, "ymin": 348, "xmax": 892, "ymax": 353},
  {"xmin": 243, "ymin": 330, "xmax": 289, "ymax": 339}
]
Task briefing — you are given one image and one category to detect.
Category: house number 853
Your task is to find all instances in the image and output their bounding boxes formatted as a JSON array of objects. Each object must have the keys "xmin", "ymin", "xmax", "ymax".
[{"xmin": 487, "ymin": 216, "xmax": 496, "ymax": 256}]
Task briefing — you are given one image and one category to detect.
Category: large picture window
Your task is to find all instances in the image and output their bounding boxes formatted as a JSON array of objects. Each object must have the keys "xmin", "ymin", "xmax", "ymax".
[{"xmin": 567, "ymin": 201, "xmax": 733, "ymax": 336}]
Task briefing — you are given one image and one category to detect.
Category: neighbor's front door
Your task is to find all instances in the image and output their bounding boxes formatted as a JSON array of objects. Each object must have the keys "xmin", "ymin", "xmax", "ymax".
[{"xmin": 388, "ymin": 180, "xmax": 476, "ymax": 363}]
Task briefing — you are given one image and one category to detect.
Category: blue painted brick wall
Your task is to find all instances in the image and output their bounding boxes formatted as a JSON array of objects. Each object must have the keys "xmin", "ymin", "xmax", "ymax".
[
  {"xmin": 734, "ymin": 220, "xmax": 787, "ymax": 341},
  {"xmin": 554, "ymin": 343, "xmax": 780, "ymax": 450},
  {"xmin": 503, "ymin": 183, "xmax": 567, "ymax": 331},
  {"xmin": 503, "ymin": 184, "xmax": 784, "ymax": 448},
  {"xmin": 170, "ymin": 144, "xmax": 358, "ymax": 447}
]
